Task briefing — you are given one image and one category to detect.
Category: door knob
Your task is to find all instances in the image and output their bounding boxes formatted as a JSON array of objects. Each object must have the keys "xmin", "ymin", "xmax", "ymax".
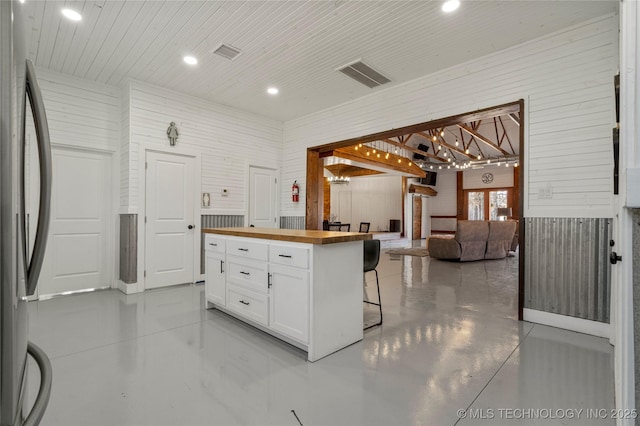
[
  {"xmin": 610, "ymin": 252, "xmax": 622, "ymax": 265},
  {"xmin": 188, "ymin": 225, "xmax": 194, "ymax": 230}
]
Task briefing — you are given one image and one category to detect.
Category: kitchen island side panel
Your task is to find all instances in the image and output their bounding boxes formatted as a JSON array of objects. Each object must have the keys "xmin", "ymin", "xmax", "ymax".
[{"xmin": 309, "ymin": 240, "xmax": 364, "ymax": 361}]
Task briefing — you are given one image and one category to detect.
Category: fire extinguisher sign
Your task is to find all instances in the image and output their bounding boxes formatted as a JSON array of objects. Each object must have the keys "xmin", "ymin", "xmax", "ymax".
[{"xmin": 292, "ymin": 180, "xmax": 299, "ymax": 202}]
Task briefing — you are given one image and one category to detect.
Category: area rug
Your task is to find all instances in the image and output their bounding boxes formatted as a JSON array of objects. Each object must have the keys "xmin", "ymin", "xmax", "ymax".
[{"xmin": 386, "ymin": 247, "xmax": 429, "ymax": 257}]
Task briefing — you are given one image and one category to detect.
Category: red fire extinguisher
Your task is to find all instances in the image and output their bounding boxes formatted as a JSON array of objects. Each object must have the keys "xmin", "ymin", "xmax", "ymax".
[{"xmin": 292, "ymin": 180, "xmax": 299, "ymax": 203}]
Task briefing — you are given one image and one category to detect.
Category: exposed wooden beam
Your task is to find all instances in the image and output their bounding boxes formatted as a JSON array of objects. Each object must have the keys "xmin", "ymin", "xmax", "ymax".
[
  {"xmin": 508, "ymin": 112, "xmax": 521, "ymax": 126},
  {"xmin": 457, "ymin": 124, "xmax": 511, "ymax": 156},
  {"xmin": 324, "ymin": 164, "xmax": 383, "ymax": 178},
  {"xmin": 333, "ymin": 145, "xmax": 426, "ymax": 177},
  {"xmin": 305, "ymin": 150, "xmax": 324, "ymax": 230},
  {"xmin": 310, "ymin": 101, "xmax": 522, "ymax": 153},
  {"xmin": 381, "ymin": 138, "xmax": 447, "ymax": 163},
  {"xmin": 416, "ymin": 132, "xmax": 475, "ymax": 160},
  {"xmin": 408, "ymin": 184, "xmax": 438, "ymax": 197},
  {"xmin": 498, "ymin": 116, "xmax": 516, "ymax": 154}
]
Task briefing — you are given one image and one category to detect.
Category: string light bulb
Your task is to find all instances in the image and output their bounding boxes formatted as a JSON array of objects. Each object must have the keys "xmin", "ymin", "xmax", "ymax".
[
  {"xmin": 440, "ymin": 131, "xmax": 444, "ymax": 137},
  {"xmin": 465, "ymin": 149, "xmax": 470, "ymax": 154}
]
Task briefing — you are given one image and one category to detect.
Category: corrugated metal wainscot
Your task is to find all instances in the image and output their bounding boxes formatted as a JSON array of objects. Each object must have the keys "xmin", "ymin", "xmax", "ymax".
[
  {"xmin": 119, "ymin": 214, "xmax": 137, "ymax": 284},
  {"xmin": 524, "ymin": 217, "xmax": 612, "ymax": 323},
  {"xmin": 280, "ymin": 216, "xmax": 305, "ymax": 230},
  {"xmin": 200, "ymin": 215, "xmax": 244, "ymax": 274}
]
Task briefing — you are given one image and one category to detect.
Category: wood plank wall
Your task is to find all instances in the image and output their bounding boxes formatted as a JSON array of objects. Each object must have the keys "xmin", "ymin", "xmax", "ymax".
[{"xmin": 283, "ymin": 14, "xmax": 617, "ymax": 220}]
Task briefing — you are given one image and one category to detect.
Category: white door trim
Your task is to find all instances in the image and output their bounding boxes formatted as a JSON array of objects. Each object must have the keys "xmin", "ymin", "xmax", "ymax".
[
  {"xmin": 244, "ymin": 162, "xmax": 279, "ymax": 228},
  {"xmin": 614, "ymin": 2, "xmax": 637, "ymax": 423},
  {"xmin": 137, "ymin": 144, "xmax": 201, "ymax": 292}
]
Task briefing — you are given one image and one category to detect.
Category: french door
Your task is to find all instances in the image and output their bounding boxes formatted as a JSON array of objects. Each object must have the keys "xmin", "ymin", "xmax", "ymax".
[{"xmin": 465, "ymin": 188, "xmax": 512, "ymax": 220}]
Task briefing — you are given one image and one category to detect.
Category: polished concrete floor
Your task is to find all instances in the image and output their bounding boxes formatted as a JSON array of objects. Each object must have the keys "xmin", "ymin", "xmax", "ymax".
[{"xmin": 27, "ymin": 244, "xmax": 615, "ymax": 425}]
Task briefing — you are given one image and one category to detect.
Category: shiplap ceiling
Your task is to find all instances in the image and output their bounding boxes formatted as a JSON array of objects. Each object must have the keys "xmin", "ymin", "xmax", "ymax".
[{"xmin": 25, "ymin": 0, "xmax": 617, "ymax": 122}]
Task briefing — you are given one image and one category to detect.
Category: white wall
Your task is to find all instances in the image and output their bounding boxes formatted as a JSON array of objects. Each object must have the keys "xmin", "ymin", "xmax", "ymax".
[
  {"xmin": 36, "ymin": 68, "xmax": 121, "ymax": 151},
  {"xmin": 463, "ymin": 167, "xmax": 514, "ymax": 189},
  {"xmin": 124, "ymin": 81, "xmax": 283, "ymax": 214},
  {"xmin": 424, "ymin": 171, "xmax": 457, "ymax": 232},
  {"xmin": 330, "ymin": 175, "xmax": 402, "ymax": 232},
  {"xmin": 282, "ymin": 14, "xmax": 618, "ymax": 220}
]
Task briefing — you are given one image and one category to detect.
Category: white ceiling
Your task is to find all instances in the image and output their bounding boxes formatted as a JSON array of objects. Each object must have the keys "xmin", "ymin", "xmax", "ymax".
[{"xmin": 25, "ymin": 0, "xmax": 617, "ymax": 122}]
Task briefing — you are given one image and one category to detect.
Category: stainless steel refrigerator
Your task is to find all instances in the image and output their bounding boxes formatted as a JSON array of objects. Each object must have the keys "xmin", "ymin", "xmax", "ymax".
[{"xmin": 1, "ymin": 1, "xmax": 53, "ymax": 425}]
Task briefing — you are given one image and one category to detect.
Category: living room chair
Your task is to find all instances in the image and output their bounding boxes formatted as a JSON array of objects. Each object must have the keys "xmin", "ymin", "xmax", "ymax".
[
  {"xmin": 363, "ymin": 239, "xmax": 382, "ymax": 330},
  {"xmin": 359, "ymin": 222, "xmax": 370, "ymax": 233},
  {"xmin": 340, "ymin": 223, "xmax": 351, "ymax": 232}
]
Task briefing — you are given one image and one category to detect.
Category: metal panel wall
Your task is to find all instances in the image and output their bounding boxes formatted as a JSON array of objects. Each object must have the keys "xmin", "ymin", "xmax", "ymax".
[
  {"xmin": 118, "ymin": 214, "xmax": 137, "ymax": 284},
  {"xmin": 280, "ymin": 216, "xmax": 305, "ymax": 230},
  {"xmin": 524, "ymin": 217, "xmax": 611, "ymax": 323},
  {"xmin": 200, "ymin": 215, "xmax": 244, "ymax": 275}
]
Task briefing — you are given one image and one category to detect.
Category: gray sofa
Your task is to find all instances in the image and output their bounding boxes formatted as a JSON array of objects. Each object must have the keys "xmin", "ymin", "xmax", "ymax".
[{"xmin": 428, "ymin": 220, "xmax": 517, "ymax": 261}]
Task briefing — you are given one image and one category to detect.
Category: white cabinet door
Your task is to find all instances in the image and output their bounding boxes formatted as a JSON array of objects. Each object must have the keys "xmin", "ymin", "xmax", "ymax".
[
  {"xmin": 269, "ymin": 264, "xmax": 309, "ymax": 343},
  {"xmin": 205, "ymin": 252, "xmax": 225, "ymax": 306}
]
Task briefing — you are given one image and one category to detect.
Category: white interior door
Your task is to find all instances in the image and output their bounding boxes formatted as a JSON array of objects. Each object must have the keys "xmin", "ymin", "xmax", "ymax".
[
  {"xmin": 145, "ymin": 151, "xmax": 195, "ymax": 289},
  {"xmin": 249, "ymin": 166, "xmax": 276, "ymax": 228},
  {"xmin": 38, "ymin": 148, "xmax": 111, "ymax": 296}
]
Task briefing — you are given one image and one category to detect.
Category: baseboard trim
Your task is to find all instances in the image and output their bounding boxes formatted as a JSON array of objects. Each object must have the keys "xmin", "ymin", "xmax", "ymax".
[{"xmin": 523, "ymin": 308, "xmax": 611, "ymax": 339}]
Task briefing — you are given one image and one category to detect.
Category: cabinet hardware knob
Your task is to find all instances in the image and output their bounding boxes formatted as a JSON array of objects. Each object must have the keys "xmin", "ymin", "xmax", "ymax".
[
  {"xmin": 240, "ymin": 271, "xmax": 250, "ymax": 275},
  {"xmin": 209, "ymin": 243, "xmax": 217, "ymax": 246},
  {"xmin": 239, "ymin": 300, "xmax": 250, "ymax": 306},
  {"xmin": 268, "ymin": 273, "xmax": 272, "ymax": 288},
  {"xmin": 278, "ymin": 254, "xmax": 292, "ymax": 258},
  {"xmin": 188, "ymin": 225, "xmax": 194, "ymax": 230},
  {"xmin": 238, "ymin": 248, "xmax": 249, "ymax": 252}
]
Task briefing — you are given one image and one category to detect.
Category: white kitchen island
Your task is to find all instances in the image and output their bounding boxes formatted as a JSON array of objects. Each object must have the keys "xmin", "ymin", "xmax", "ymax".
[{"xmin": 203, "ymin": 227, "xmax": 372, "ymax": 362}]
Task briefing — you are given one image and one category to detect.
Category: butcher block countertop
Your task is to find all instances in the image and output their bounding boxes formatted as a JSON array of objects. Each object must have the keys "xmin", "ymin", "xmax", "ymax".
[{"xmin": 203, "ymin": 227, "xmax": 372, "ymax": 245}]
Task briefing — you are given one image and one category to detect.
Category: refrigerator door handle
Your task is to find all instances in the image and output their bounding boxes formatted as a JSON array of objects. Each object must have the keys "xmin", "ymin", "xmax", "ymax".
[
  {"xmin": 24, "ymin": 59, "xmax": 52, "ymax": 296},
  {"xmin": 23, "ymin": 341, "xmax": 52, "ymax": 426}
]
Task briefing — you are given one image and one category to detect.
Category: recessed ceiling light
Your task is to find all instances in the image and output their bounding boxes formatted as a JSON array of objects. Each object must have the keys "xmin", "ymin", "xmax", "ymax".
[
  {"xmin": 62, "ymin": 8, "xmax": 82, "ymax": 21},
  {"xmin": 183, "ymin": 56, "xmax": 198, "ymax": 65},
  {"xmin": 442, "ymin": 0, "xmax": 460, "ymax": 13},
  {"xmin": 267, "ymin": 87, "xmax": 279, "ymax": 95}
]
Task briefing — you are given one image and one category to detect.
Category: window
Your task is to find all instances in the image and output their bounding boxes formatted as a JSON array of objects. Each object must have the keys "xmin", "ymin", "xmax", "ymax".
[{"xmin": 465, "ymin": 189, "xmax": 512, "ymax": 220}]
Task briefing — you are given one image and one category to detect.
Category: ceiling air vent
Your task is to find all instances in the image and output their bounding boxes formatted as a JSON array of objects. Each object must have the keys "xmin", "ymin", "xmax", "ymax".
[
  {"xmin": 336, "ymin": 60, "xmax": 391, "ymax": 88},
  {"xmin": 212, "ymin": 44, "xmax": 242, "ymax": 61}
]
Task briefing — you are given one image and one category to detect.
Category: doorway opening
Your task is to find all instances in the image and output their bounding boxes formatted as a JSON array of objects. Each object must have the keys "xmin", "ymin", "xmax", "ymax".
[{"xmin": 305, "ymin": 100, "xmax": 525, "ymax": 319}]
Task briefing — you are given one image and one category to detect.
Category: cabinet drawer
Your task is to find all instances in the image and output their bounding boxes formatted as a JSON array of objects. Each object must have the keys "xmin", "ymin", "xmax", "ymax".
[
  {"xmin": 227, "ymin": 286, "xmax": 269, "ymax": 327},
  {"xmin": 269, "ymin": 244, "xmax": 309, "ymax": 269},
  {"xmin": 226, "ymin": 238, "xmax": 268, "ymax": 261},
  {"xmin": 227, "ymin": 257, "xmax": 268, "ymax": 294},
  {"xmin": 204, "ymin": 234, "xmax": 226, "ymax": 254}
]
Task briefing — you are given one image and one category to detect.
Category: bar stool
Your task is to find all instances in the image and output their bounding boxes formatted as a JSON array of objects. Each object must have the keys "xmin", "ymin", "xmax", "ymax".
[{"xmin": 363, "ymin": 239, "xmax": 382, "ymax": 330}]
